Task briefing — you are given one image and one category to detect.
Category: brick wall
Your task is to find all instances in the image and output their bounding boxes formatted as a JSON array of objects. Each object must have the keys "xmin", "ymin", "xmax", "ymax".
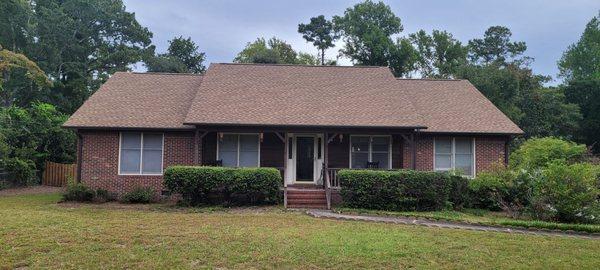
[
  {"xmin": 79, "ymin": 130, "xmax": 194, "ymax": 195},
  {"xmin": 402, "ymin": 134, "xmax": 507, "ymax": 174}
]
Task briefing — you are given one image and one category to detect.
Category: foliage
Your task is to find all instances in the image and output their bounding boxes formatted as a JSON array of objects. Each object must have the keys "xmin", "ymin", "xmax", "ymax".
[
  {"xmin": 0, "ymin": 0, "xmax": 154, "ymax": 113},
  {"xmin": 447, "ymin": 173, "xmax": 471, "ymax": 210},
  {"xmin": 0, "ymin": 46, "xmax": 52, "ymax": 107},
  {"xmin": 163, "ymin": 166, "xmax": 281, "ymax": 206},
  {"xmin": 564, "ymin": 79, "xmax": 600, "ymax": 153},
  {"xmin": 468, "ymin": 26, "xmax": 528, "ymax": 66},
  {"xmin": 121, "ymin": 186, "xmax": 156, "ymax": 204},
  {"xmin": 94, "ymin": 188, "xmax": 116, "ymax": 203},
  {"xmin": 234, "ymin": 37, "xmax": 312, "ymax": 65},
  {"xmin": 519, "ymin": 87, "xmax": 582, "ymax": 139},
  {"xmin": 509, "ymin": 137, "xmax": 587, "ymax": 171},
  {"xmin": 469, "ymin": 165, "xmax": 533, "ymax": 216},
  {"xmin": 559, "ymin": 12, "xmax": 600, "ymax": 82},
  {"xmin": 339, "ymin": 169, "xmax": 452, "ymax": 211},
  {"xmin": 0, "ymin": 103, "xmax": 76, "ymax": 172},
  {"xmin": 332, "ymin": 0, "xmax": 415, "ymax": 76},
  {"xmin": 408, "ymin": 30, "xmax": 467, "ymax": 78},
  {"xmin": 62, "ymin": 182, "xmax": 95, "ymax": 202},
  {"xmin": 298, "ymin": 15, "xmax": 339, "ymax": 65},
  {"xmin": 145, "ymin": 36, "xmax": 206, "ymax": 73},
  {"xmin": 2, "ymin": 157, "xmax": 37, "ymax": 186},
  {"xmin": 530, "ymin": 162, "xmax": 600, "ymax": 223}
]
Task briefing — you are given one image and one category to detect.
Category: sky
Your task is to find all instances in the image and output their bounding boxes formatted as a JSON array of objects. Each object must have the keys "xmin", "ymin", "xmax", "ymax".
[{"xmin": 123, "ymin": 0, "xmax": 599, "ymax": 85}]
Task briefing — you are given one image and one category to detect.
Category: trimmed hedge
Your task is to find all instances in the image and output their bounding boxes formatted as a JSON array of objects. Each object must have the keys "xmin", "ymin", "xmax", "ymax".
[
  {"xmin": 339, "ymin": 169, "xmax": 455, "ymax": 211},
  {"xmin": 163, "ymin": 166, "xmax": 281, "ymax": 206}
]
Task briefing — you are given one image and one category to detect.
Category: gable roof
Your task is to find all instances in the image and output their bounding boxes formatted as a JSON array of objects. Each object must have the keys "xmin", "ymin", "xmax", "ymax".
[
  {"xmin": 396, "ymin": 79, "xmax": 523, "ymax": 134},
  {"xmin": 64, "ymin": 63, "xmax": 523, "ymax": 135},
  {"xmin": 63, "ymin": 72, "xmax": 202, "ymax": 130},
  {"xmin": 184, "ymin": 63, "xmax": 425, "ymax": 129}
]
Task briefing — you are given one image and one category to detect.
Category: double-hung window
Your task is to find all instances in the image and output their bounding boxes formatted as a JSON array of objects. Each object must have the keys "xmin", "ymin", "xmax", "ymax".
[
  {"xmin": 350, "ymin": 136, "xmax": 391, "ymax": 169},
  {"xmin": 434, "ymin": 137, "xmax": 474, "ymax": 176},
  {"xmin": 218, "ymin": 134, "xmax": 260, "ymax": 167},
  {"xmin": 119, "ymin": 133, "xmax": 163, "ymax": 175}
]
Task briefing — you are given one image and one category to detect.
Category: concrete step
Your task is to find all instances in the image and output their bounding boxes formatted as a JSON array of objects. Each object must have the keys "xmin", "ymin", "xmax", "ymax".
[
  {"xmin": 287, "ymin": 199, "xmax": 327, "ymax": 204},
  {"xmin": 287, "ymin": 203, "xmax": 328, "ymax": 209}
]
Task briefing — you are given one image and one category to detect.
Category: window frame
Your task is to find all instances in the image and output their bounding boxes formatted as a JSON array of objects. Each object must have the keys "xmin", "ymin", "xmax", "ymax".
[
  {"xmin": 216, "ymin": 133, "xmax": 261, "ymax": 167},
  {"xmin": 118, "ymin": 132, "xmax": 164, "ymax": 176},
  {"xmin": 349, "ymin": 135, "xmax": 392, "ymax": 169},
  {"xmin": 433, "ymin": 137, "xmax": 476, "ymax": 177}
]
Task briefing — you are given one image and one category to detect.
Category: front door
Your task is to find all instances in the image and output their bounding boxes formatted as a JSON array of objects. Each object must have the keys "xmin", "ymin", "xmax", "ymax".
[{"xmin": 295, "ymin": 136, "xmax": 315, "ymax": 182}]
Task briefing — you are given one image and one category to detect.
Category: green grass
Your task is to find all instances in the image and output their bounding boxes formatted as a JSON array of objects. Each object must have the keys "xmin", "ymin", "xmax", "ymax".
[
  {"xmin": 0, "ymin": 194, "xmax": 599, "ymax": 269},
  {"xmin": 335, "ymin": 207, "xmax": 600, "ymax": 233}
]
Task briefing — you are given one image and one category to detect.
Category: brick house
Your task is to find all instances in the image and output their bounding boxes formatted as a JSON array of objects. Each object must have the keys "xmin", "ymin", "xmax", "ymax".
[{"xmin": 64, "ymin": 63, "xmax": 522, "ymax": 208}]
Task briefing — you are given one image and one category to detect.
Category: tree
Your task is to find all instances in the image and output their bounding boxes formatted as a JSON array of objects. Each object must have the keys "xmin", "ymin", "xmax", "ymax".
[
  {"xmin": 409, "ymin": 30, "xmax": 467, "ymax": 78},
  {"xmin": 25, "ymin": 0, "xmax": 154, "ymax": 114},
  {"xmin": 0, "ymin": 102, "xmax": 76, "ymax": 176},
  {"xmin": 468, "ymin": 26, "xmax": 528, "ymax": 66},
  {"xmin": 298, "ymin": 15, "xmax": 339, "ymax": 65},
  {"xmin": 0, "ymin": 46, "xmax": 51, "ymax": 107},
  {"xmin": 519, "ymin": 87, "xmax": 582, "ymax": 139},
  {"xmin": 558, "ymin": 12, "xmax": 600, "ymax": 82},
  {"xmin": 332, "ymin": 1, "xmax": 415, "ymax": 76},
  {"xmin": 234, "ymin": 37, "xmax": 313, "ymax": 65},
  {"xmin": 333, "ymin": 0, "xmax": 402, "ymax": 67},
  {"xmin": 146, "ymin": 36, "xmax": 206, "ymax": 73},
  {"xmin": 0, "ymin": 0, "xmax": 34, "ymax": 52},
  {"xmin": 564, "ymin": 79, "xmax": 600, "ymax": 152}
]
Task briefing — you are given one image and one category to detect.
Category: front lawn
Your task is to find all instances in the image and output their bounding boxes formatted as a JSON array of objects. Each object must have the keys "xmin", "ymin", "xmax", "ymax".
[
  {"xmin": 335, "ymin": 207, "xmax": 600, "ymax": 234},
  {"xmin": 1, "ymin": 193, "xmax": 599, "ymax": 269}
]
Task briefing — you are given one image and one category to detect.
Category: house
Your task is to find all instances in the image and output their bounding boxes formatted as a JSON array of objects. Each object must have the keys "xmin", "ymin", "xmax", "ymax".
[{"xmin": 63, "ymin": 63, "xmax": 522, "ymax": 208}]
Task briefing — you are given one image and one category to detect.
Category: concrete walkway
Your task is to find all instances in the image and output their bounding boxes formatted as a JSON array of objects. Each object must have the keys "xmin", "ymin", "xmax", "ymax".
[{"xmin": 307, "ymin": 210, "xmax": 600, "ymax": 240}]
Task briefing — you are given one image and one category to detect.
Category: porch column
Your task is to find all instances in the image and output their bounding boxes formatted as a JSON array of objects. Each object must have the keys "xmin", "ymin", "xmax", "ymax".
[
  {"xmin": 193, "ymin": 129, "xmax": 199, "ymax": 165},
  {"xmin": 412, "ymin": 132, "xmax": 417, "ymax": 170}
]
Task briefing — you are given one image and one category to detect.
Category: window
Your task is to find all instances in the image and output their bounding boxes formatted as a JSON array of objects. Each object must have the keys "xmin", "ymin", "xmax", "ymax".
[
  {"xmin": 434, "ymin": 137, "xmax": 474, "ymax": 176},
  {"xmin": 218, "ymin": 134, "xmax": 260, "ymax": 167},
  {"xmin": 350, "ymin": 136, "xmax": 391, "ymax": 169},
  {"xmin": 119, "ymin": 133, "xmax": 163, "ymax": 175}
]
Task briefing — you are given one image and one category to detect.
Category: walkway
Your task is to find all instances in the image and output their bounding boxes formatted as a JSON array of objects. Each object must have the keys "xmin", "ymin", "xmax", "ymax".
[{"xmin": 307, "ymin": 210, "xmax": 600, "ymax": 240}]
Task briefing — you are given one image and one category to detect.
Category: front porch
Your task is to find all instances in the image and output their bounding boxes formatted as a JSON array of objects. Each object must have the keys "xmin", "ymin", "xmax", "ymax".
[{"xmin": 193, "ymin": 127, "xmax": 421, "ymax": 209}]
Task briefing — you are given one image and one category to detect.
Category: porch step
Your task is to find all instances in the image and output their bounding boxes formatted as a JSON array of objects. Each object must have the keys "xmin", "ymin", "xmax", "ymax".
[{"xmin": 286, "ymin": 188, "xmax": 327, "ymax": 209}]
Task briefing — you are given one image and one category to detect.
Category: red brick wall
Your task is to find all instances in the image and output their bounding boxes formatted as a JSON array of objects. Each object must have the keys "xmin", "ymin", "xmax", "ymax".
[
  {"xmin": 79, "ymin": 130, "xmax": 194, "ymax": 195},
  {"xmin": 402, "ymin": 134, "xmax": 507, "ymax": 174},
  {"xmin": 475, "ymin": 136, "xmax": 507, "ymax": 173}
]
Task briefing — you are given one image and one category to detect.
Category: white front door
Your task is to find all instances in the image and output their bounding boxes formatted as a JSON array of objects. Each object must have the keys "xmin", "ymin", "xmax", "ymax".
[{"xmin": 285, "ymin": 133, "xmax": 324, "ymax": 185}]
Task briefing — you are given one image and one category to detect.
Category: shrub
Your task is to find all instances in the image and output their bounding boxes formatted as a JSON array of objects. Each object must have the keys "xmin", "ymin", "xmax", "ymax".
[
  {"xmin": 339, "ymin": 169, "xmax": 451, "ymax": 211},
  {"xmin": 448, "ymin": 173, "xmax": 471, "ymax": 210},
  {"xmin": 121, "ymin": 186, "xmax": 156, "ymax": 204},
  {"xmin": 530, "ymin": 162, "xmax": 600, "ymax": 223},
  {"xmin": 63, "ymin": 182, "xmax": 95, "ymax": 202},
  {"xmin": 3, "ymin": 158, "xmax": 37, "ymax": 186},
  {"xmin": 469, "ymin": 165, "xmax": 533, "ymax": 217},
  {"xmin": 163, "ymin": 166, "xmax": 281, "ymax": 206},
  {"xmin": 94, "ymin": 189, "xmax": 116, "ymax": 203},
  {"xmin": 509, "ymin": 137, "xmax": 586, "ymax": 171}
]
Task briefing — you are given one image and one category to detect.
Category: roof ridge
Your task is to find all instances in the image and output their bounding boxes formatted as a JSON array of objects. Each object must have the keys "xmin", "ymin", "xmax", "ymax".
[
  {"xmin": 118, "ymin": 71, "xmax": 204, "ymax": 76},
  {"xmin": 213, "ymin": 63, "xmax": 389, "ymax": 69},
  {"xmin": 396, "ymin": 78, "xmax": 464, "ymax": 81}
]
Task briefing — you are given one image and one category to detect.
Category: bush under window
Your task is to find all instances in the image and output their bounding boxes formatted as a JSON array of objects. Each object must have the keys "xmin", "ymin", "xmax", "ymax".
[
  {"xmin": 338, "ymin": 169, "xmax": 454, "ymax": 211},
  {"xmin": 163, "ymin": 166, "xmax": 281, "ymax": 206}
]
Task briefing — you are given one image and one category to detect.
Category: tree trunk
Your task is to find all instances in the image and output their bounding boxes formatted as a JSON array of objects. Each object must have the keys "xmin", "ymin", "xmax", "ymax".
[{"xmin": 321, "ymin": 49, "xmax": 325, "ymax": 65}]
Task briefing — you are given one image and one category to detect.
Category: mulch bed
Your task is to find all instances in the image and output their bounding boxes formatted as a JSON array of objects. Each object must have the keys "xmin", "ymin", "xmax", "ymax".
[{"xmin": 0, "ymin": 185, "xmax": 64, "ymax": 197}]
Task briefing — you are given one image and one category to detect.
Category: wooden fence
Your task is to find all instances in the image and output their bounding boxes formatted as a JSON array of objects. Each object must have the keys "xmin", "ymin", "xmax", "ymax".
[{"xmin": 42, "ymin": 161, "xmax": 77, "ymax": 187}]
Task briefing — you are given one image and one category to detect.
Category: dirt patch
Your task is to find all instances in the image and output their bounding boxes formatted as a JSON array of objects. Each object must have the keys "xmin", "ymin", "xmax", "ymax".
[{"xmin": 0, "ymin": 185, "xmax": 64, "ymax": 197}]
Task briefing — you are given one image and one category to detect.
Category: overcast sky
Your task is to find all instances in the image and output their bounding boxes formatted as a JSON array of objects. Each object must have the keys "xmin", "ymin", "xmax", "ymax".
[{"xmin": 124, "ymin": 0, "xmax": 599, "ymax": 85}]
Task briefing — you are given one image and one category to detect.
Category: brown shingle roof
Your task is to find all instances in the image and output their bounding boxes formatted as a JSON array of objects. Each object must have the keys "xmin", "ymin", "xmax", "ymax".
[
  {"xmin": 64, "ymin": 63, "xmax": 523, "ymax": 135},
  {"xmin": 398, "ymin": 79, "xmax": 523, "ymax": 134},
  {"xmin": 183, "ymin": 63, "xmax": 425, "ymax": 128},
  {"xmin": 63, "ymin": 72, "xmax": 202, "ymax": 129}
]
